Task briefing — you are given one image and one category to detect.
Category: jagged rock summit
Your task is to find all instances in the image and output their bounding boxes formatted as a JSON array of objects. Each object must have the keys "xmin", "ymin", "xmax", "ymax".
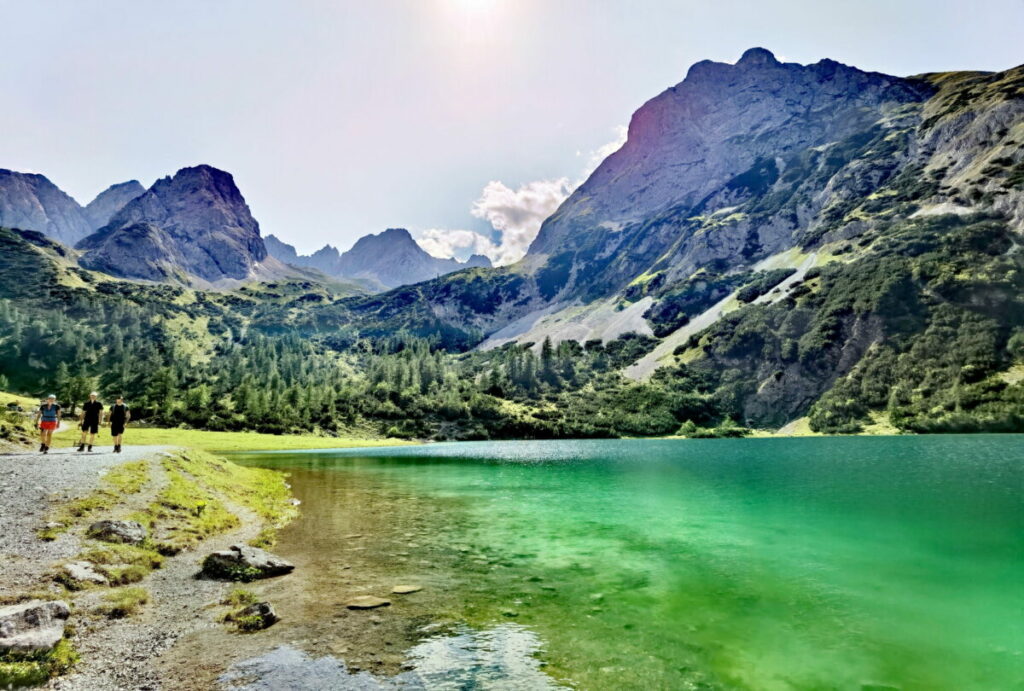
[
  {"xmin": 529, "ymin": 46, "xmax": 932, "ymax": 263},
  {"xmin": 77, "ymin": 165, "xmax": 269, "ymax": 283},
  {"xmin": 265, "ymin": 228, "xmax": 492, "ymax": 290}
]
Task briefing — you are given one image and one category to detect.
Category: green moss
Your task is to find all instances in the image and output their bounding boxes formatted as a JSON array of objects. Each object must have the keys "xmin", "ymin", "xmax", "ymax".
[
  {"xmin": 201, "ymin": 556, "xmax": 263, "ymax": 583},
  {"xmin": 0, "ymin": 639, "xmax": 78, "ymax": 687}
]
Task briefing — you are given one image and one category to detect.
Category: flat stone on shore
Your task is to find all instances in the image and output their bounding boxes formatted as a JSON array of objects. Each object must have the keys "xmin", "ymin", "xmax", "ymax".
[
  {"xmin": 391, "ymin": 585, "xmax": 422, "ymax": 594},
  {"xmin": 345, "ymin": 596, "xmax": 391, "ymax": 610}
]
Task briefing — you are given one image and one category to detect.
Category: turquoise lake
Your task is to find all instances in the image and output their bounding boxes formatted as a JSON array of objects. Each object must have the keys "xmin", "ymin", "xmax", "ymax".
[{"xmin": 231, "ymin": 436, "xmax": 1024, "ymax": 690}]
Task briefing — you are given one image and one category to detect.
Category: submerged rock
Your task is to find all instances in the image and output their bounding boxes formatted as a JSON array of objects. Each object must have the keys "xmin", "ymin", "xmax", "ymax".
[
  {"xmin": 87, "ymin": 519, "xmax": 147, "ymax": 545},
  {"xmin": 61, "ymin": 561, "xmax": 108, "ymax": 586},
  {"xmin": 391, "ymin": 585, "xmax": 422, "ymax": 595},
  {"xmin": 344, "ymin": 596, "xmax": 390, "ymax": 610},
  {"xmin": 201, "ymin": 545, "xmax": 294, "ymax": 581},
  {"xmin": 0, "ymin": 600, "xmax": 70, "ymax": 653}
]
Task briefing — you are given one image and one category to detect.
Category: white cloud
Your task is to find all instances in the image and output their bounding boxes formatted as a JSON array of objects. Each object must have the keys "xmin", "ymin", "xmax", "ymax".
[
  {"xmin": 415, "ymin": 126, "xmax": 627, "ymax": 266},
  {"xmin": 417, "ymin": 227, "xmax": 499, "ymax": 260}
]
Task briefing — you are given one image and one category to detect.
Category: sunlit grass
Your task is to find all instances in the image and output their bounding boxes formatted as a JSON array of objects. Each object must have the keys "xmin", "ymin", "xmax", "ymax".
[{"xmin": 51, "ymin": 425, "xmax": 414, "ymax": 452}]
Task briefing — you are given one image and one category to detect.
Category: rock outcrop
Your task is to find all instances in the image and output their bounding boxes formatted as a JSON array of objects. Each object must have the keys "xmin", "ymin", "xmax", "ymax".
[
  {"xmin": 0, "ymin": 600, "xmax": 71, "ymax": 654},
  {"xmin": 87, "ymin": 519, "xmax": 147, "ymax": 545},
  {"xmin": 201, "ymin": 544, "xmax": 294, "ymax": 581},
  {"xmin": 60, "ymin": 561, "xmax": 108, "ymax": 586},
  {"xmin": 0, "ymin": 169, "xmax": 92, "ymax": 246},
  {"xmin": 228, "ymin": 602, "xmax": 279, "ymax": 629},
  {"xmin": 77, "ymin": 165, "xmax": 268, "ymax": 283}
]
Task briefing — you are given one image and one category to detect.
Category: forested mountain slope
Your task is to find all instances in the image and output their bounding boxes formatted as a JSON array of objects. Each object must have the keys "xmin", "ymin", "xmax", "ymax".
[
  {"xmin": 1, "ymin": 49, "xmax": 1023, "ymax": 436},
  {"xmin": 326, "ymin": 50, "xmax": 1024, "ymax": 432}
]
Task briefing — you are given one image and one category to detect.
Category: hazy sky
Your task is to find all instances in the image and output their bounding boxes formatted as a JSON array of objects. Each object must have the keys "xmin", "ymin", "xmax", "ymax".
[{"xmin": 2, "ymin": 1, "xmax": 1022, "ymax": 260}]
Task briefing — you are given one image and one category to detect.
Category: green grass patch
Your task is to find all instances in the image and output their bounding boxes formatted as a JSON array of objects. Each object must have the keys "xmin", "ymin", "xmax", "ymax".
[
  {"xmin": 79, "ymin": 543, "xmax": 164, "ymax": 570},
  {"xmin": 143, "ymin": 450, "xmax": 296, "ymax": 554},
  {"xmin": 95, "ymin": 587, "xmax": 149, "ymax": 618},
  {"xmin": 221, "ymin": 588, "xmax": 258, "ymax": 608},
  {"xmin": 0, "ymin": 639, "xmax": 78, "ymax": 687},
  {"xmin": 52, "ymin": 426, "xmax": 414, "ymax": 452},
  {"xmin": 147, "ymin": 460, "xmax": 239, "ymax": 554}
]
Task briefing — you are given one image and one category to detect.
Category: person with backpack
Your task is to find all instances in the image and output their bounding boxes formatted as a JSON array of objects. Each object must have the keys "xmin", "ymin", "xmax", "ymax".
[
  {"xmin": 77, "ymin": 391, "xmax": 103, "ymax": 453},
  {"xmin": 107, "ymin": 396, "xmax": 130, "ymax": 453},
  {"xmin": 33, "ymin": 394, "xmax": 61, "ymax": 454}
]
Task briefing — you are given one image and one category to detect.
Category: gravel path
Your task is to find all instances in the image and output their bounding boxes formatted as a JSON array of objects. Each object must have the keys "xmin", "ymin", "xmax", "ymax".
[
  {"xmin": 0, "ymin": 443, "xmax": 269, "ymax": 690},
  {"xmin": 0, "ymin": 445, "xmax": 170, "ymax": 595},
  {"xmin": 50, "ymin": 502, "xmax": 263, "ymax": 691}
]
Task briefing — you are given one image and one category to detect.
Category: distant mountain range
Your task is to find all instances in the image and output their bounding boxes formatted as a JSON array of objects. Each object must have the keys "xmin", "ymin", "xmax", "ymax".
[
  {"xmin": 2, "ymin": 47, "xmax": 1022, "ymax": 433},
  {"xmin": 265, "ymin": 230, "xmax": 490, "ymax": 290},
  {"xmin": 0, "ymin": 165, "xmax": 486, "ymax": 290}
]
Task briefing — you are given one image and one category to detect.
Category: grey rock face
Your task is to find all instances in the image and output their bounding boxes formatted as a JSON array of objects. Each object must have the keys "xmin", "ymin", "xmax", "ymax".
[
  {"xmin": 87, "ymin": 519, "xmax": 147, "ymax": 545},
  {"xmin": 530, "ymin": 48, "xmax": 931, "ymax": 258},
  {"xmin": 0, "ymin": 169, "xmax": 92, "ymax": 246},
  {"xmin": 77, "ymin": 165, "xmax": 268, "ymax": 283},
  {"xmin": 83, "ymin": 180, "xmax": 145, "ymax": 230},
  {"xmin": 201, "ymin": 544, "xmax": 294, "ymax": 580},
  {"xmin": 0, "ymin": 600, "xmax": 71, "ymax": 654},
  {"xmin": 265, "ymin": 228, "xmax": 493, "ymax": 290}
]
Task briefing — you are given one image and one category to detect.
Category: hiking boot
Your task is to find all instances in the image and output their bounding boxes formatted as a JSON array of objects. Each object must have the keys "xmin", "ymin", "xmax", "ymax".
[
  {"xmin": 78, "ymin": 443, "xmax": 85, "ymax": 452},
  {"xmin": 115, "ymin": 445, "xmax": 122, "ymax": 453},
  {"xmin": 39, "ymin": 443, "xmax": 45, "ymax": 452},
  {"xmin": 87, "ymin": 445, "xmax": 93, "ymax": 452},
  {"xmin": 42, "ymin": 445, "xmax": 49, "ymax": 454}
]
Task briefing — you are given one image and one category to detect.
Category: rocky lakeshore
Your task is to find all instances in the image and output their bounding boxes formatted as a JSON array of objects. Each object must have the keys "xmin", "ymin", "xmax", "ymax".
[{"xmin": 0, "ymin": 445, "xmax": 297, "ymax": 689}]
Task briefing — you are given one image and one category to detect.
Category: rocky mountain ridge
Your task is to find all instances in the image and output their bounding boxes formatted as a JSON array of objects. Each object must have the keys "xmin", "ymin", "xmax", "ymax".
[
  {"xmin": 0, "ymin": 169, "xmax": 95, "ymax": 246},
  {"xmin": 265, "ymin": 229, "xmax": 491, "ymax": 290}
]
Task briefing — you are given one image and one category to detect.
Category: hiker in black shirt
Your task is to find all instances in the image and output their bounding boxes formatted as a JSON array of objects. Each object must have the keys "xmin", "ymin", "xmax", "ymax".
[
  {"xmin": 77, "ymin": 392, "xmax": 103, "ymax": 453},
  {"xmin": 107, "ymin": 396, "xmax": 130, "ymax": 453}
]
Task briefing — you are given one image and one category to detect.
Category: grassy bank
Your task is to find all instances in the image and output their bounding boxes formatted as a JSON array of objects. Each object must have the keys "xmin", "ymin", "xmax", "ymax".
[{"xmin": 49, "ymin": 426, "xmax": 414, "ymax": 452}]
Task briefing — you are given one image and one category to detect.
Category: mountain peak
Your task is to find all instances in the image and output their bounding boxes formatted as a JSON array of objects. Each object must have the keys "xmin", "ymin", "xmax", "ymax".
[
  {"xmin": 0, "ymin": 169, "xmax": 92, "ymax": 245},
  {"xmin": 84, "ymin": 180, "xmax": 145, "ymax": 230},
  {"xmin": 737, "ymin": 47, "xmax": 778, "ymax": 67},
  {"xmin": 77, "ymin": 164, "xmax": 266, "ymax": 283}
]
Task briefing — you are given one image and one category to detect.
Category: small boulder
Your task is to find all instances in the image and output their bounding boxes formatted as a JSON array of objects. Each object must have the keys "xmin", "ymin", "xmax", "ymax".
[
  {"xmin": 391, "ymin": 585, "xmax": 422, "ymax": 595},
  {"xmin": 87, "ymin": 519, "xmax": 147, "ymax": 545},
  {"xmin": 0, "ymin": 600, "xmax": 71, "ymax": 654},
  {"xmin": 345, "ymin": 596, "xmax": 390, "ymax": 610},
  {"xmin": 230, "ymin": 602, "xmax": 279, "ymax": 630},
  {"xmin": 201, "ymin": 544, "xmax": 294, "ymax": 581},
  {"xmin": 61, "ymin": 561, "xmax": 108, "ymax": 586}
]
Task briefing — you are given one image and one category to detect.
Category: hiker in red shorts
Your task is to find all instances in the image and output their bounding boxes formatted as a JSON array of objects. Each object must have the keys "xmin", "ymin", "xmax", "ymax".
[{"xmin": 33, "ymin": 394, "xmax": 61, "ymax": 454}]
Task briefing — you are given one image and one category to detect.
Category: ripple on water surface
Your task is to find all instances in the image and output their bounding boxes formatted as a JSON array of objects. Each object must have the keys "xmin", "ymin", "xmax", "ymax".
[{"xmin": 218, "ymin": 624, "xmax": 559, "ymax": 690}]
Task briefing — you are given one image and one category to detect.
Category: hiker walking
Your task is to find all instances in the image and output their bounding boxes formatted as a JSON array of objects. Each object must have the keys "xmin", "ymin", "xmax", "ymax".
[
  {"xmin": 33, "ymin": 394, "xmax": 61, "ymax": 454},
  {"xmin": 77, "ymin": 391, "xmax": 103, "ymax": 452},
  {"xmin": 107, "ymin": 396, "xmax": 130, "ymax": 453}
]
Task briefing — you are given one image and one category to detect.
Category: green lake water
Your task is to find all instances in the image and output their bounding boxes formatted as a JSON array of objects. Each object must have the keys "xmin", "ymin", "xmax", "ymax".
[{"xmin": 230, "ymin": 436, "xmax": 1024, "ymax": 690}]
